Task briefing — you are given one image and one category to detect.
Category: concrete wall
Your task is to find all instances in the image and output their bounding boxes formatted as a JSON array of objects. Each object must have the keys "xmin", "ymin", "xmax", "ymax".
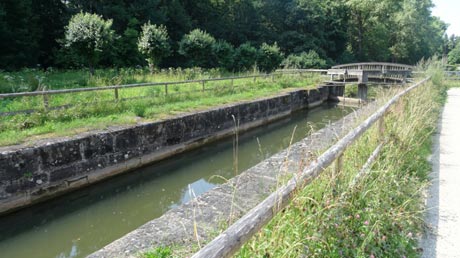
[{"xmin": 0, "ymin": 86, "xmax": 339, "ymax": 215}]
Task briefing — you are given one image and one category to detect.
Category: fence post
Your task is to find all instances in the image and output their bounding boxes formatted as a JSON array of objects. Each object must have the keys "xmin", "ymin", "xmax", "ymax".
[
  {"xmin": 333, "ymin": 153, "xmax": 344, "ymax": 194},
  {"xmin": 202, "ymin": 80, "xmax": 206, "ymax": 92},
  {"xmin": 271, "ymin": 74, "xmax": 275, "ymax": 82},
  {"xmin": 165, "ymin": 84, "xmax": 168, "ymax": 96},
  {"xmin": 378, "ymin": 115, "xmax": 385, "ymax": 142},
  {"xmin": 114, "ymin": 88, "xmax": 119, "ymax": 101},
  {"xmin": 43, "ymin": 94, "xmax": 49, "ymax": 110}
]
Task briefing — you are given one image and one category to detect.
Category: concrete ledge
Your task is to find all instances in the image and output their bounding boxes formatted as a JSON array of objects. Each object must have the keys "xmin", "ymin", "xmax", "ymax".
[{"xmin": 0, "ymin": 86, "xmax": 340, "ymax": 215}]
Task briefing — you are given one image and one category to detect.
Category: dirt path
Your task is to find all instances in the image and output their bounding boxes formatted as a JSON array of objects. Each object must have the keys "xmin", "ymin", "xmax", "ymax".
[{"xmin": 422, "ymin": 88, "xmax": 460, "ymax": 258}]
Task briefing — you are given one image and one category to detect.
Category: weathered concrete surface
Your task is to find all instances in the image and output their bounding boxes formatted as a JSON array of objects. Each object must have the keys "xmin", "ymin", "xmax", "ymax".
[
  {"xmin": 422, "ymin": 88, "xmax": 460, "ymax": 258},
  {"xmin": 0, "ymin": 86, "xmax": 339, "ymax": 215},
  {"xmin": 88, "ymin": 102, "xmax": 377, "ymax": 258}
]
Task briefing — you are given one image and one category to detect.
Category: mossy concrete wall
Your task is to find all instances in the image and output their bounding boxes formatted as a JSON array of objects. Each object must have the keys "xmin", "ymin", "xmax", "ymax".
[{"xmin": 0, "ymin": 86, "xmax": 342, "ymax": 215}]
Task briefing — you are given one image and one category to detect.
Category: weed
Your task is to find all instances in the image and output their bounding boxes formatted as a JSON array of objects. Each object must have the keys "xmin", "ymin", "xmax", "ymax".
[{"xmin": 142, "ymin": 246, "xmax": 172, "ymax": 258}]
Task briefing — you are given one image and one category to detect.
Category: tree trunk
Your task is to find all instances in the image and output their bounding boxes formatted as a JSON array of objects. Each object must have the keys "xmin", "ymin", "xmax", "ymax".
[{"xmin": 89, "ymin": 65, "xmax": 95, "ymax": 76}]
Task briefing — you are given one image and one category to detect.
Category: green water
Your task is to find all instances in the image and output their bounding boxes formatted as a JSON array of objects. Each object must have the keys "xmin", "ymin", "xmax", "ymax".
[{"xmin": 0, "ymin": 103, "xmax": 353, "ymax": 258}]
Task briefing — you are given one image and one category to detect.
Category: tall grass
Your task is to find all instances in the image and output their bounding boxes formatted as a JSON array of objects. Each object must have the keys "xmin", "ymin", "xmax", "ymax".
[
  {"xmin": 235, "ymin": 65, "xmax": 445, "ymax": 257},
  {"xmin": 0, "ymin": 72, "xmax": 322, "ymax": 146}
]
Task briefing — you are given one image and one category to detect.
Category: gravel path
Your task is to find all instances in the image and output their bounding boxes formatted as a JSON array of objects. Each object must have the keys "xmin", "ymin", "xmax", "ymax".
[{"xmin": 422, "ymin": 88, "xmax": 460, "ymax": 258}]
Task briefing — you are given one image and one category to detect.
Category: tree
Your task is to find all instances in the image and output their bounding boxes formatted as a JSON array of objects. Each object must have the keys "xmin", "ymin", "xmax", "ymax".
[
  {"xmin": 63, "ymin": 12, "xmax": 115, "ymax": 75},
  {"xmin": 282, "ymin": 50, "xmax": 327, "ymax": 69},
  {"xmin": 257, "ymin": 43, "xmax": 284, "ymax": 73},
  {"xmin": 448, "ymin": 42, "xmax": 460, "ymax": 65},
  {"xmin": 32, "ymin": 0, "xmax": 68, "ymax": 68},
  {"xmin": 179, "ymin": 29, "xmax": 216, "ymax": 68},
  {"xmin": 234, "ymin": 42, "xmax": 259, "ymax": 71},
  {"xmin": 138, "ymin": 21, "xmax": 171, "ymax": 73},
  {"xmin": 0, "ymin": 0, "xmax": 38, "ymax": 70},
  {"xmin": 212, "ymin": 40, "xmax": 235, "ymax": 71}
]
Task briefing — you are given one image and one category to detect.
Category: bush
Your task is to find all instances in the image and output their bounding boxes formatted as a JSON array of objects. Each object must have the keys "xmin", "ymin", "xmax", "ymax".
[
  {"xmin": 448, "ymin": 43, "xmax": 460, "ymax": 65},
  {"xmin": 138, "ymin": 22, "xmax": 171, "ymax": 73},
  {"xmin": 282, "ymin": 50, "xmax": 327, "ymax": 69},
  {"xmin": 63, "ymin": 12, "xmax": 115, "ymax": 75},
  {"xmin": 234, "ymin": 42, "xmax": 259, "ymax": 72},
  {"xmin": 179, "ymin": 29, "xmax": 216, "ymax": 68},
  {"xmin": 212, "ymin": 40, "xmax": 235, "ymax": 71},
  {"xmin": 257, "ymin": 43, "xmax": 284, "ymax": 73}
]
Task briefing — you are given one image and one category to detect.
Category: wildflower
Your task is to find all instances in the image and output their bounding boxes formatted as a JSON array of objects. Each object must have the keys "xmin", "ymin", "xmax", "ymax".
[
  {"xmin": 355, "ymin": 214, "xmax": 360, "ymax": 219},
  {"xmin": 364, "ymin": 220, "xmax": 369, "ymax": 226}
]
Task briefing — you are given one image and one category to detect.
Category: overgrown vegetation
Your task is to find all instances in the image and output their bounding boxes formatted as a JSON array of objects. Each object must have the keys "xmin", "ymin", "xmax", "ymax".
[
  {"xmin": 230, "ymin": 63, "xmax": 446, "ymax": 257},
  {"xmin": 0, "ymin": 72, "xmax": 322, "ymax": 146}
]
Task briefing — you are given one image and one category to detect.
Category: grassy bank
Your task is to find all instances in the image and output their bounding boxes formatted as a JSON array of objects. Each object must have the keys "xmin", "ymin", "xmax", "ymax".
[
  {"xmin": 230, "ymin": 70, "xmax": 446, "ymax": 257},
  {"xmin": 0, "ymin": 67, "xmax": 235, "ymax": 93},
  {"xmin": 0, "ymin": 72, "xmax": 322, "ymax": 146}
]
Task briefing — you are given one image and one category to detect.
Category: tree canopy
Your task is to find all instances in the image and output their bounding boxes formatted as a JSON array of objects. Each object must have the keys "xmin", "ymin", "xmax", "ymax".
[
  {"xmin": 138, "ymin": 22, "xmax": 171, "ymax": 73},
  {"xmin": 63, "ymin": 12, "xmax": 115, "ymax": 74},
  {"xmin": 0, "ymin": 0, "xmax": 452, "ymax": 71}
]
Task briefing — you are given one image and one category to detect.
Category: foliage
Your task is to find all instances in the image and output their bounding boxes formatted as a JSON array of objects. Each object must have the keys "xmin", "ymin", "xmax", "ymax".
[
  {"xmin": 0, "ymin": 0, "xmax": 449, "ymax": 70},
  {"xmin": 138, "ymin": 22, "xmax": 171, "ymax": 73},
  {"xmin": 237, "ymin": 74, "xmax": 445, "ymax": 257},
  {"xmin": 63, "ymin": 12, "xmax": 115, "ymax": 75},
  {"xmin": 448, "ymin": 42, "xmax": 460, "ymax": 65},
  {"xmin": 234, "ymin": 43, "xmax": 259, "ymax": 72},
  {"xmin": 257, "ymin": 43, "xmax": 284, "ymax": 73},
  {"xmin": 282, "ymin": 50, "xmax": 328, "ymax": 69},
  {"xmin": 143, "ymin": 246, "xmax": 172, "ymax": 258},
  {"xmin": 212, "ymin": 40, "xmax": 235, "ymax": 71},
  {"xmin": 179, "ymin": 29, "xmax": 216, "ymax": 68}
]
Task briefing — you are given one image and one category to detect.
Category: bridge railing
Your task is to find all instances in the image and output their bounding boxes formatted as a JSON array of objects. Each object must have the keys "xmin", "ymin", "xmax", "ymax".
[
  {"xmin": 191, "ymin": 76, "xmax": 430, "ymax": 258},
  {"xmin": 332, "ymin": 62, "xmax": 414, "ymax": 71},
  {"xmin": 445, "ymin": 71, "xmax": 460, "ymax": 80}
]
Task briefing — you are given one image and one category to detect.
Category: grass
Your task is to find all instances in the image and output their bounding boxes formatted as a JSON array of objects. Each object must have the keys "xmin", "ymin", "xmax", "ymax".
[
  {"xmin": 0, "ymin": 67, "xmax": 230, "ymax": 93},
  {"xmin": 0, "ymin": 70, "xmax": 323, "ymax": 146},
  {"xmin": 230, "ymin": 64, "xmax": 446, "ymax": 257},
  {"xmin": 142, "ymin": 246, "xmax": 173, "ymax": 258}
]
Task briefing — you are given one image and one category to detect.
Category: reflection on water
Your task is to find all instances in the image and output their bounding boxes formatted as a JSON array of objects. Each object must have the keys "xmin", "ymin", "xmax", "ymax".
[{"xmin": 0, "ymin": 103, "xmax": 353, "ymax": 258}]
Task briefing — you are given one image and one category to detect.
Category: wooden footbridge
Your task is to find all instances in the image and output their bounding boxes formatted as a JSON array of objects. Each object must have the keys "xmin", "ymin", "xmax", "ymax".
[
  {"xmin": 327, "ymin": 62, "xmax": 414, "ymax": 100},
  {"xmin": 328, "ymin": 62, "xmax": 414, "ymax": 83}
]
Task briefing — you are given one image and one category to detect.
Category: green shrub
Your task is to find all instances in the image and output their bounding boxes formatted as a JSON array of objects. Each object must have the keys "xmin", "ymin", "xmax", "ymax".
[
  {"xmin": 179, "ymin": 29, "xmax": 216, "ymax": 68},
  {"xmin": 282, "ymin": 50, "xmax": 327, "ymax": 69},
  {"xmin": 234, "ymin": 42, "xmax": 259, "ymax": 72},
  {"xmin": 212, "ymin": 40, "xmax": 235, "ymax": 71},
  {"xmin": 63, "ymin": 12, "xmax": 115, "ymax": 75},
  {"xmin": 138, "ymin": 22, "xmax": 171, "ymax": 73},
  {"xmin": 257, "ymin": 43, "xmax": 284, "ymax": 73},
  {"xmin": 448, "ymin": 43, "xmax": 460, "ymax": 65}
]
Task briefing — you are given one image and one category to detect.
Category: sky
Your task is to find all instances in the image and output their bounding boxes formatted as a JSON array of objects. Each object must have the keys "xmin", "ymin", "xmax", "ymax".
[{"xmin": 432, "ymin": 0, "xmax": 460, "ymax": 36}]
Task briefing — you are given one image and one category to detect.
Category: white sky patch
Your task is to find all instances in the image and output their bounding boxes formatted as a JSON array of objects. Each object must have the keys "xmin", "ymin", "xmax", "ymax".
[{"xmin": 432, "ymin": 0, "xmax": 460, "ymax": 36}]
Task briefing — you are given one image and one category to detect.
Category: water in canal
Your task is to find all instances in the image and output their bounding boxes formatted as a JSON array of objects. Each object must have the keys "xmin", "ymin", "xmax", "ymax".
[{"xmin": 0, "ymin": 103, "xmax": 354, "ymax": 258}]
